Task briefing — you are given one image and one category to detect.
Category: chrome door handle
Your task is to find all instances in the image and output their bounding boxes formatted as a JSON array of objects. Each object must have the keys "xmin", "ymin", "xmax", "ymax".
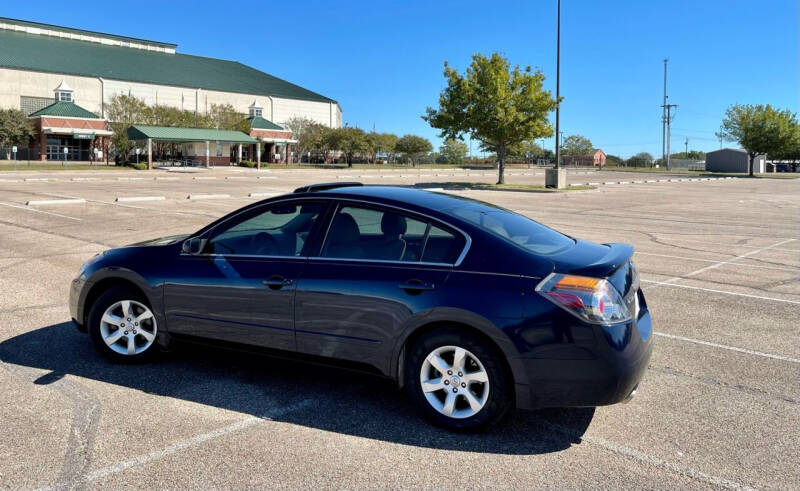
[
  {"xmin": 398, "ymin": 280, "xmax": 435, "ymax": 291},
  {"xmin": 262, "ymin": 276, "xmax": 293, "ymax": 289}
]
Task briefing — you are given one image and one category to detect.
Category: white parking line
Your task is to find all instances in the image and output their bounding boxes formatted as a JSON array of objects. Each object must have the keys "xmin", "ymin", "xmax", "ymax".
[
  {"xmin": 0, "ymin": 201, "xmax": 81, "ymax": 220},
  {"xmin": 635, "ymin": 251, "xmax": 799, "ymax": 272},
  {"xmin": 115, "ymin": 196, "xmax": 166, "ymax": 202},
  {"xmin": 576, "ymin": 432, "xmax": 754, "ymax": 490},
  {"xmin": 80, "ymin": 399, "xmax": 313, "ymax": 484},
  {"xmin": 677, "ymin": 238, "xmax": 796, "ymax": 279},
  {"xmin": 648, "ymin": 238, "xmax": 796, "ymax": 290},
  {"xmin": 655, "ymin": 332, "xmax": 800, "ymax": 364},
  {"xmin": 641, "ymin": 279, "xmax": 800, "ymax": 304},
  {"xmin": 26, "ymin": 198, "xmax": 86, "ymax": 206},
  {"xmin": 187, "ymin": 194, "xmax": 230, "ymax": 200}
]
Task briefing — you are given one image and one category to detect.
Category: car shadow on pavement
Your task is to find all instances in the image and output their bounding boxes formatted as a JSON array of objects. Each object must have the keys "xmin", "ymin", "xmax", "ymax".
[{"xmin": 0, "ymin": 322, "xmax": 595, "ymax": 456}]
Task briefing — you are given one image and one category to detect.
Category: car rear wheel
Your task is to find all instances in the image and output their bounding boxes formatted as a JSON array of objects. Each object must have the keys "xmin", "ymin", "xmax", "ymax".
[
  {"xmin": 406, "ymin": 328, "xmax": 512, "ymax": 430},
  {"xmin": 88, "ymin": 286, "xmax": 159, "ymax": 363}
]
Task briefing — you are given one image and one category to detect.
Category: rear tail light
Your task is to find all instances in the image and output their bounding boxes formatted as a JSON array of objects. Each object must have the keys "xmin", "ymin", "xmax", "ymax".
[{"xmin": 536, "ymin": 273, "xmax": 632, "ymax": 324}]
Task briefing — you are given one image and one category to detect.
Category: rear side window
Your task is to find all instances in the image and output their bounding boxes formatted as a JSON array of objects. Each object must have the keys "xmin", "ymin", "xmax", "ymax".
[
  {"xmin": 321, "ymin": 205, "xmax": 465, "ymax": 264},
  {"xmin": 451, "ymin": 207, "xmax": 573, "ymax": 255}
]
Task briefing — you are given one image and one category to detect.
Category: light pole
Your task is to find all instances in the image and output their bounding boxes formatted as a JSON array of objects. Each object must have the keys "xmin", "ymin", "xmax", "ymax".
[
  {"xmin": 555, "ymin": 0, "xmax": 561, "ymax": 170},
  {"xmin": 546, "ymin": 0, "xmax": 565, "ymax": 188}
]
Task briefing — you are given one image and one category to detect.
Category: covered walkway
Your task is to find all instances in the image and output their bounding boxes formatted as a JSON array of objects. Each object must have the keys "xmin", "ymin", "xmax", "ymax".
[{"xmin": 127, "ymin": 125, "xmax": 259, "ymax": 169}]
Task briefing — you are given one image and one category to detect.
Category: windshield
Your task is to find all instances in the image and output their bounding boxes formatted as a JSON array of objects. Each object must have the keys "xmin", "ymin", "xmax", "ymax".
[{"xmin": 451, "ymin": 207, "xmax": 574, "ymax": 255}]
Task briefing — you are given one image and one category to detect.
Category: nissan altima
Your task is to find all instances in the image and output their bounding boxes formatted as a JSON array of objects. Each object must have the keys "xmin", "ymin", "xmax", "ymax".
[{"xmin": 70, "ymin": 182, "xmax": 652, "ymax": 430}]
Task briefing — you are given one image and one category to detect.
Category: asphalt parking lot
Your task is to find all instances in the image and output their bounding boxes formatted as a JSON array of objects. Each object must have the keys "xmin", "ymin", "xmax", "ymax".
[{"xmin": 0, "ymin": 166, "xmax": 798, "ymax": 489}]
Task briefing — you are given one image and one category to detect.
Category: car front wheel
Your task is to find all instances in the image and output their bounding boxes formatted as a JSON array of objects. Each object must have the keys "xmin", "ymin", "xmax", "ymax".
[
  {"xmin": 406, "ymin": 328, "xmax": 512, "ymax": 430},
  {"xmin": 88, "ymin": 286, "xmax": 159, "ymax": 363}
]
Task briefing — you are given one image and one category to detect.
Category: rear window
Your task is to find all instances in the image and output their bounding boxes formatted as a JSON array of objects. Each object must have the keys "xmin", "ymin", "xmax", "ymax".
[{"xmin": 451, "ymin": 207, "xmax": 573, "ymax": 255}]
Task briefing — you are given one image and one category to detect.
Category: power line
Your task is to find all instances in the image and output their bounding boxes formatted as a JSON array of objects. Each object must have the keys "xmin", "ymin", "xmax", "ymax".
[{"xmin": 673, "ymin": 127, "xmax": 718, "ymax": 134}]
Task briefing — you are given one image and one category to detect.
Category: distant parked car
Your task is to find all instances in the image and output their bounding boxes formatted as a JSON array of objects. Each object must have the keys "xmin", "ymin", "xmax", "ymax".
[{"xmin": 69, "ymin": 183, "xmax": 653, "ymax": 430}]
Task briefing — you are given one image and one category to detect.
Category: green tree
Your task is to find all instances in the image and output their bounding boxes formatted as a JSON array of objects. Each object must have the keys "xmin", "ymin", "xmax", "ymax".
[
  {"xmin": 307, "ymin": 124, "xmax": 333, "ymax": 162},
  {"xmin": 0, "ymin": 109, "xmax": 35, "ymax": 159},
  {"xmin": 378, "ymin": 133, "xmax": 399, "ymax": 163},
  {"xmin": 561, "ymin": 134, "xmax": 594, "ymax": 156},
  {"xmin": 505, "ymin": 140, "xmax": 551, "ymax": 162},
  {"xmin": 334, "ymin": 127, "xmax": 369, "ymax": 167},
  {"xmin": 605, "ymin": 154, "xmax": 624, "ymax": 166},
  {"xmin": 395, "ymin": 134, "xmax": 432, "ymax": 166},
  {"xmin": 439, "ymin": 138, "xmax": 469, "ymax": 164},
  {"xmin": 774, "ymin": 139, "xmax": 800, "ymax": 172},
  {"xmin": 364, "ymin": 132, "xmax": 400, "ymax": 164},
  {"xmin": 627, "ymin": 152, "xmax": 654, "ymax": 167},
  {"xmin": 717, "ymin": 104, "xmax": 800, "ymax": 176},
  {"xmin": 284, "ymin": 116, "xmax": 319, "ymax": 161},
  {"xmin": 423, "ymin": 52, "xmax": 555, "ymax": 183},
  {"xmin": 106, "ymin": 94, "xmax": 149, "ymax": 159},
  {"xmin": 209, "ymin": 103, "xmax": 245, "ymax": 130}
]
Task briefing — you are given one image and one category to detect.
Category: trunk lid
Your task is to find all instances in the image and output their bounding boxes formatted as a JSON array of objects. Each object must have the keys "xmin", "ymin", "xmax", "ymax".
[{"xmin": 549, "ymin": 240, "xmax": 637, "ymax": 296}]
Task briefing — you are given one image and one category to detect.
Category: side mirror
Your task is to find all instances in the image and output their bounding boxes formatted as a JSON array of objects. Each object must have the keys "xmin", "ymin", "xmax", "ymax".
[{"xmin": 182, "ymin": 237, "xmax": 206, "ymax": 255}]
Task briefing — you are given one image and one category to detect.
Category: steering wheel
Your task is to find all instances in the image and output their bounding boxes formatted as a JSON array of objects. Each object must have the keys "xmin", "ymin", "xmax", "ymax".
[{"xmin": 251, "ymin": 232, "xmax": 279, "ymax": 255}]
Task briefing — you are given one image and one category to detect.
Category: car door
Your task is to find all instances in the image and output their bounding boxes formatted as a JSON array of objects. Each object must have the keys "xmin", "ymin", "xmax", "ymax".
[
  {"xmin": 294, "ymin": 201, "xmax": 467, "ymax": 372},
  {"xmin": 164, "ymin": 199, "xmax": 329, "ymax": 350}
]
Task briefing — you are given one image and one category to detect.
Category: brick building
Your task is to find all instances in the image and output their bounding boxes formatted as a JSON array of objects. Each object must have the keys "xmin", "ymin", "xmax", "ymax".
[{"xmin": 562, "ymin": 149, "xmax": 607, "ymax": 167}]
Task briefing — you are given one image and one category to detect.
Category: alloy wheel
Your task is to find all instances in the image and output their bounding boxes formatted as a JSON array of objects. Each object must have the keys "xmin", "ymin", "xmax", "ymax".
[
  {"xmin": 419, "ymin": 345, "xmax": 490, "ymax": 419},
  {"xmin": 99, "ymin": 300, "xmax": 157, "ymax": 355}
]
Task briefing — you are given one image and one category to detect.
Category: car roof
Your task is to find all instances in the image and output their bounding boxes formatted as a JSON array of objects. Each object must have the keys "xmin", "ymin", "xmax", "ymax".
[{"xmin": 293, "ymin": 185, "xmax": 493, "ymax": 215}]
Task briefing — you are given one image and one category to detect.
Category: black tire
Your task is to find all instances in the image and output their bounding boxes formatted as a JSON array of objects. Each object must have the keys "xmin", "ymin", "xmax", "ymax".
[
  {"xmin": 405, "ymin": 327, "xmax": 513, "ymax": 431},
  {"xmin": 88, "ymin": 285, "xmax": 160, "ymax": 363}
]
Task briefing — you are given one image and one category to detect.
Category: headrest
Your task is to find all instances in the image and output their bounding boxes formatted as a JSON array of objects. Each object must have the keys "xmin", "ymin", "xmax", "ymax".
[
  {"xmin": 329, "ymin": 213, "xmax": 360, "ymax": 243},
  {"xmin": 381, "ymin": 213, "xmax": 407, "ymax": 237}
]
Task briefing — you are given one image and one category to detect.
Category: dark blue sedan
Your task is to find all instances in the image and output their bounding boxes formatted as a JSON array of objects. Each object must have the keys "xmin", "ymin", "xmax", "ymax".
[{"xmin": 70, "ymin": 182, "xmax": 652, "ymax": 430}]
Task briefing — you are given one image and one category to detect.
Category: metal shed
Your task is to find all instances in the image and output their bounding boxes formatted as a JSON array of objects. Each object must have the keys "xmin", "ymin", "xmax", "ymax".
[{"xmin": 705, "ymin": 148, "xmax": 766, "ymax": 173}]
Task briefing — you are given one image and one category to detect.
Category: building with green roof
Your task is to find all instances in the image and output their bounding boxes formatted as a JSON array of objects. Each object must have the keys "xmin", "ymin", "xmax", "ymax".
[{"xmin": 0, "ymin": 17, "xmax": 342, "ymax": 130}]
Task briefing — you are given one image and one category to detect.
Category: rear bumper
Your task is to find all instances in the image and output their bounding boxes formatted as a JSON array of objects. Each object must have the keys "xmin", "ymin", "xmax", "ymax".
[{"xmin": 514, "ymin": 304, "xmax": 653, "ymax": 410}]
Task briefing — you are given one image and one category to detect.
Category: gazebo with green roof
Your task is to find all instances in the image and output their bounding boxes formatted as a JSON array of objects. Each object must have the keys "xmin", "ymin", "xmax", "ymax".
[{"xmin": 127, "ymin": 125, "xmax": 258, "ymax": 169}]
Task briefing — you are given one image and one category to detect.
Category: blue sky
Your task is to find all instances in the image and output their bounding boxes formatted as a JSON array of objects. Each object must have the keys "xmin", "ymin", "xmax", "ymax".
[{"xmin": 4, "ymin": 1, "xmax": 797, "ymax": 158}]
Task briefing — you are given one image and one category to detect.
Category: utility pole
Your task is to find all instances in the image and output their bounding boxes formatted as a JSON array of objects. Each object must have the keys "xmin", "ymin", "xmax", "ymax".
[
  {"xmin": 662, "ymin": 58, "xmax": 668, "ymax": 166},
  {"xmin": 664, "ymin": 103, "xmax": 677, "ymax": 169},
  {"xmin": 684, "ymin": 137, "xmax": 688, "ymax": 158}
]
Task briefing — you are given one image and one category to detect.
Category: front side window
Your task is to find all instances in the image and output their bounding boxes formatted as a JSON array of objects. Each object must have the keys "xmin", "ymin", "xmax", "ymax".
[
  {"xmin": 321, "ymin": 205, "xmax": 465, "ymax": 264},
  {"xmin": 206, "ymin": 201, "xmax": 323, "ymax": 256},
  {"xmin": 57, "ymin": 91, "xmax": 72, "ymax": 102}
]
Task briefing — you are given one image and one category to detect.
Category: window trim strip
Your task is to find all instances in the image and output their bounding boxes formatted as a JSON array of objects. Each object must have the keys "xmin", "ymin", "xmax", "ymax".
[{"xmin": 182, "ymin": 195, "xmax": 472, "ymax": 266}]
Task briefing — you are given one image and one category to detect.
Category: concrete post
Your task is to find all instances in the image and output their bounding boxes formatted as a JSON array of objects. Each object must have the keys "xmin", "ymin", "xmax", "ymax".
[
  {"xmin": 237, "ymin": 143, "xmax": 242, "ymax": 165},
  {"xmin": 256, "ymin": 142, "xmax": 261, "ymax": 170},
  {"xmin": 147, "ymin": 138, "xmax": 152, "ymax": 170},
  {"xmin": 205, "ymin": 141, "xmax": 210, "ymax": 168}
]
